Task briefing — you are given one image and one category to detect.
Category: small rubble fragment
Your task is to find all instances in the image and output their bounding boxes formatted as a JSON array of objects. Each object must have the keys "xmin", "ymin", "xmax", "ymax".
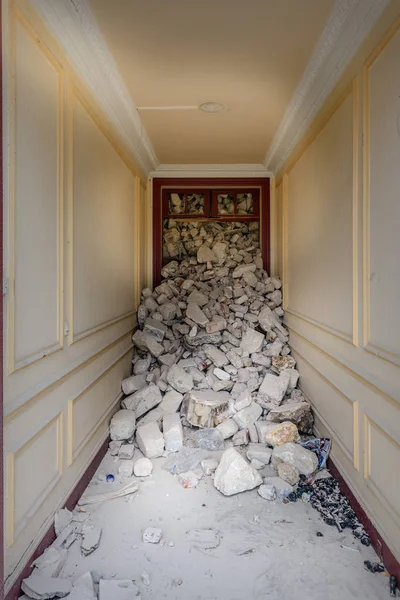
[
  {"xmin": 21, "ymin": 575, "xmax": 72, "ymax": 600},
  {"xmin": 80, "ymin": 526, "xmax": 102, "ymax": 556},
  {"xmin": 258, "ymin": 484, "xmax": 276, "ymax": 501},
  {"xmin": 143, "ymin": 527, "xmax": 163, "ymax": 544}
]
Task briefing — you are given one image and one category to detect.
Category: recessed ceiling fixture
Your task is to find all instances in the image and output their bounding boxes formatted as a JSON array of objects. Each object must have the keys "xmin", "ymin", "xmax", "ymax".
[{"xmin": 136, "ymin": 101, "xmax": 225, "ymax": 113}]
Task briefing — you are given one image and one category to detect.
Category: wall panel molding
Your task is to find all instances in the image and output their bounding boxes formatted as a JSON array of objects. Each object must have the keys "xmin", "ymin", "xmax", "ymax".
[
  {"xmin": 7, "ymin": 6, "xmax": 64, "ymax": 374},
  {"xmin": 363, "ymin": 414, "xmax": 400, "ymax": 527},
  {"xmin": 6, "ymin": 410, "xmax": 63, "ymax": 547},
  {"xmin": 67, "ymin": 346, "xmax": 131, "ymax": 465},
  {"xmin": 362, "ymin": 18, "xmax": 400, "ymax": 368}
]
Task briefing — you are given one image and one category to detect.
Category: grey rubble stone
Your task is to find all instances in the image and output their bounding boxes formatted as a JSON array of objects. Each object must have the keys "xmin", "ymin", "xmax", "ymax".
[
  {"xmin": 159, "ymin": 389, "xmax": 183, "ymax": 413},
  {"xmin": 212, "ymin": 241, "xmax": 227, "ymax": 263},
  {"xmin": 251, "ymin": 458, "xmax": 264, "ymax": 470},
  {"xmin": 240, "ymin": 328, "xmax": 264, "ymax": 354},
  {"xmin": 187, "ymin": 289, "xmax": 208, "ymax": 306},
  {"xmin": 266, "ymin": 401, "xmax": 311, "ymax": 427},
  {"xmin": 109, "ymin": 440, "xmax": 122, "ymax": 455},
  {"xmin": 158, "ymin": 353, "xmax": 176, "ymax": 367},
  {"xmin": 263, "ymin": 476, "xmax": 293, "ymax": 498},
  {"xmin": 214, "ymin": 448, "xmax": 262, "ymax": 496},
  {"xmin": 206, "ymin": 316, "xmax": 227, "ymax": 334},
  {"xmin": 159, "ymin": 302, "xmax": 177, "ymax": 321},
  {"xmin": 258, "ymin": 306, "xmax": 287, "ymax": 338},
  {"xmin": 185, "ymin": 331, "xmax": 222, "ymax": 347},
  {"xmin": 132, "ymin": 330, "xmax": 163, "ymax": 357},
  {"xmin": 110, "ymin": 410, "xmax": 136, "ymax": 441},
  {"xmin": 122, "ymin": 384, "xmax": 162, "ymax": 418},
  {"xmin": 121, "ymin": 374, "xmax": 147, "ymax": 396},
  {"xmin": 203, "ymin": 344, "xmax": 229, "ymax": 367},
  {"xmin": 278, "ymin": 462, "xmax": 300, "ymax": 486},
  {"xmin": 167, "ymin": 364, "xmax": 194, "ymax": 393},
  {"xmin": 186, "ymin": 303, "xmax": 209, "ymax": 326},
  {"xmin": 258, "ymin": 371, "xmax": 291, "ymax": 407},
  {"xmin": 143, "ymin": 527, "xmax": 163, "ymax": 543},
  {"xmin": 118, "ymin": 460, "xmax": 134, "ymax": 477},
  {"xmin": 99, "ymin": 579, "xmax": 140, "ymax": 599},
  {"xmin": 258, "ymin": 484, "xmax": 276, "ymax": 500},
  {"xmin": 246, "ymin": 444, "xmax": 272, "ymax": 465},
  {"xmin": 134, "ymin": 457, "xmax": 153, "ymax": 477},
  {"xmin": 32, "ymin": 548, "xmax": 67, "ymax": 579},
  {"xmin": 144, "ymin": 317, "xmax": 168, "ymax": 342},
  {"xmin": 182, "ymin": 390, "xmax": 230, "ymax": 428},
  {"xmin": 233, "ymin": 402, "xmax": 262, "ymax": 429},
  {"xmin": 264, "ymin": 340, "xmax": 283, "ymax": 356},
  {"xmin": 136, "ymin": 407, "xmax": 163, "ymax": 427},
  {"xmin": 136, "ymin": 422, "xmax": 165, "ymax": 458},
  {"xmin": 232, "ymin": 264, "xmax": 257, "ymax": 278},
  {"xmin": 232, "ymin": 429, "xmax": 249, "ymax": 445},
  {"xmin": 133, "ymin": 354, "xmax": 151, "ymax": 375},
  {"xmin": 242, "ymin": 270, "xmax": 258, "ymax": 287},
  {"xmin": 227, "ymin": 351, "xmax": 243, "ymax": 370},
  {"xmin": 234, "ymin": 389, "xmax": 252, "ymax": 411},
  {"xmin": 201, "ymin": 458, "xmax": 219, "ymax": 475},
  {"xmin": 197, "ymin": 245, "xmax": 216, "ymax": 263},
  {"xmin": 118, "ymin": 444, "xmax": 135, "ymax": 459},
  {"xmin": 163, "ymin": 413, "xmax": 183, "ymax": 452},
  {"xmin": 273, "ymin": 442, "xmax": 318, "ymax": 476},
  {"xmin": 216, "ymin": 418, "xmax": 239, "ymax": 439},
  {"xmin": 21, "ymin": 575, "xmax": 72, "ymax": 600},
  {"xmin": 251, "ymin": 353, "xmax": 271, "ymax": 367},
  {"xmin": 214, "ymin": 367, "xmax": 230, "ymax": 381},
  {"xmin": 81, "ymin": 526, "xmax": 102, "ymax": 556}
]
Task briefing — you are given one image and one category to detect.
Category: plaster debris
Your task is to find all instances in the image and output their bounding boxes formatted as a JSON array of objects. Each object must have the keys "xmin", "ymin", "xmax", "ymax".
[
  {"xmin": 133, "ymin": 457, "xmax": 153, "ymax": 477},
  {"xmin": 99, "ymin": 579, "xmax": 140, "ymax": 599},
  {"xmin": 81, "ymin": 526, "xmax": 102, "ymax": 556},
  {"xmin": 21, "ymin": 575, "xmax": 72, "ymax": 600},
  {"xmin": 54, "ymin": 509, "xmax": 73, "ymax": 537},
  {"xmin": 258, "ymin": 484, "xmax": 277, "ymax": 501},
  {"xmin": 213, "ymin": 448, "xmax": 262, "ymax": 496},
  {"xmin": 143, "ymin": 527, "xmax": 163, "ymax": 544}
]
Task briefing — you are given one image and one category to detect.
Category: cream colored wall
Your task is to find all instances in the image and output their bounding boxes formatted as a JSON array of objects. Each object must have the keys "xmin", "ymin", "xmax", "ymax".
[
  {"xmin": 3, "ymin": 0, "xmax": 150, "ymax": 590},
  {"xmin": 276, "ymin": 6, "xmax": 400, "ymax": 562}
]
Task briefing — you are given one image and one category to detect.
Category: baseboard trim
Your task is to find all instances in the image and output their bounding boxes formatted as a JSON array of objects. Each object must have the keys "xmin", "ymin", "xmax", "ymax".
[
  {"xmin": 328, "ymin": 456, "xmax": 400, "ymax": 582},
  {"xmin": 5, "ymin": 437, "xmax": 109, "ymax": 600}
]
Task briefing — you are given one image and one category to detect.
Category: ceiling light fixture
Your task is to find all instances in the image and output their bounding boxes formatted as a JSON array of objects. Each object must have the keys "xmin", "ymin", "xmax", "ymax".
[{"xmin": 136, "ymin": 101, "xmax": 225, "ymax": 113}]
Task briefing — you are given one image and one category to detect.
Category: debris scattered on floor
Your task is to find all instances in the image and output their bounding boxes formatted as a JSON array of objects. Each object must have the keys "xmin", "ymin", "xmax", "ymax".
[{"xmin": 21, "ymin": 226, "xmax": 389, "ymax": 600}]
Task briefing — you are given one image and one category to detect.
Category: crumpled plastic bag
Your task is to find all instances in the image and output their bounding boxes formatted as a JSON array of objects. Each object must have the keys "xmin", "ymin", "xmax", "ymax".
[
  {"xmin": 300, "ymin": 438, "xmax": 331, "ymax": 470},
  {"xmin": 163, "ymin": 447, "xmax": 207, "ymax": 475}
]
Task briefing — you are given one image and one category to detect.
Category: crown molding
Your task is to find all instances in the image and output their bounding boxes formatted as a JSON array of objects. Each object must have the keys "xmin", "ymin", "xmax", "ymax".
[
  {"xmin": 31, "ymin": 0, "xmax": 159, "ymax": 176},
  {"xmin": 152, "ymin": 164, "xmax": 272, "ymax": 179},
  {"xmin": 264, "ymin": 0, "xmax": 391, "ymax": 174}
]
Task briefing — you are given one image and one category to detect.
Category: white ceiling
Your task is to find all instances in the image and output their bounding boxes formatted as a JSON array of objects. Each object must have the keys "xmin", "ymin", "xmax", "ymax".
[{"xmin": 88, "ymin": 0, "xmax": 334, "ymax": 165}]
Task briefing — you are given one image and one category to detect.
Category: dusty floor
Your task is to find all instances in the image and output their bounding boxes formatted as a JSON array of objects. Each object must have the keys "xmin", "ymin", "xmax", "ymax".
[{"xmin": 60, "ymin": 450, "xmax": 390, "ymax": 600}]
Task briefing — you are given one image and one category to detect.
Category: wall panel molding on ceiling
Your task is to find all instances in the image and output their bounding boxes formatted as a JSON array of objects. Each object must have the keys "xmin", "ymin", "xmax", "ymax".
[
  {"xmin": 31, "ymin": 0, "xmax": 159, "ymax": 175},
  {"xmin": 264, "ymin": 0, "xmax": 391, "ymax": 175}
]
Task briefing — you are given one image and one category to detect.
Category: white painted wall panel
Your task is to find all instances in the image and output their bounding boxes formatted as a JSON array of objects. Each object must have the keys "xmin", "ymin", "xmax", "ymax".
[
  {"xmin": 72, "ymin": 96, "xmax": 136, "ymax": 339},
  {"xmin": 368, "ymin": 28, "xmax": 400, "ymax": 356},
  {"xmin": 287, "ymin": 94, "xmax": 353, "ymax": 338},
  {"xmin": 13, "ymin": 22, "xmax": 60, "ymax": 363}
]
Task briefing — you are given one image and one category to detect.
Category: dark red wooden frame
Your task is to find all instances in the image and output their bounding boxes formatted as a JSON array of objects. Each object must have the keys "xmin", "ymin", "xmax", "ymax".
[
  {"xmin": 1, "ymin": 5, "xmax": 4, "ymax": 598},
  {"xmin": 153, "ymin": 177, "xmax": 270, "ymax": 286}
]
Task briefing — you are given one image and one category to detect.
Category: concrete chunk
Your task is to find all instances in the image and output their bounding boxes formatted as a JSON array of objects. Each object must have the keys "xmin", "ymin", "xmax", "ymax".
[
  {"xmin": 121, "ymin": 374, "xmax": 147, "ymax": 396},
  {"xmin": 136, "ymin": 422, "xmax": 165, "ymax": 458},
  {"xmin": 143, "ymin": 317, "xmax": 169, "ymax": 341},
  {"xmin": 258, "ymin": 371, "xmax": 291, "ymax": 407},
  {"xmin": 203, "ymin": 344, "xmax": 229, "ymax": 368},
  {"xmin": 122, "ymin": 384, "xmax": 162, "ymax": 418},
  {"xmin": 167, "ymin": 364, "xmax": 194, "ymax": 393},
  {"xmin": 132, "ymin": 330, "xmax": 164, "ymax": 357},
  {"xmin": 233, "ymin": 402, "xmax": 262, "ymax": 429},
  {"xmin": 186, "ymin": 303, "xmax": 209, "ymax": 326},
  {"xmin": 110, "ymin": 410, "xmax": 136, "ymax": 441},
  {"xmin": 214, "ymin": 448, "xmax": 262, "ymax": 496},
  {"xmin": 240, "ymin": 328, "xmax": 264, "ymax": 354},
  {"xmin": 273, "ymin": 442, "xmax": 318, "ymax": 476},
  {"xmin": 216, "ymin": 418, "xmax": 239, "ymax": 439},
  {"xmin": 163, "ymin": 413, "xmax": 183, "ymax": 452},
  {"xmin": 182, "ymin": 390, "xmax": 230, "ymax": 428}
]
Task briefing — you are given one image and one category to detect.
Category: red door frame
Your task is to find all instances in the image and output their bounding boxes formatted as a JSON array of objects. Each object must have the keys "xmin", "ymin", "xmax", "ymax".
[
  {"xmin": 152, "ymin": 177, "xmax": 270, "ymax": 286},
  {"xmin": 1, "ymin": 3, "xmax": 5, "ymax": 596}
]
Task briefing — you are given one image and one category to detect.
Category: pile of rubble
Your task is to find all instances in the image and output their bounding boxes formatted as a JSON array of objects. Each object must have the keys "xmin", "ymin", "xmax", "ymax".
[
  {"xmin": 19, "ymin": 231, "xmax": 374, "ymax": 600},
  {"xmin": 162, "ymin": 219, "xmax": 259, "ymax": 261},
  {"xmin": 110, "ymin": 231, "xmax": 369, "ymax": 543}
]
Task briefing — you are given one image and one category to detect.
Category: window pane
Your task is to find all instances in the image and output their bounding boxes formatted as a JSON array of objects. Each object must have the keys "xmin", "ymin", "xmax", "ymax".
[
  {"xmin": 187, "ymin": 193, "xmax": 205, "ymax": 215},
  {"xmin": 169, "ymin": 193, "xmax": 185, "ymax": 214},
  {"xmin": 217, "ymin": 193, "xmax": 235, "ymax": 215},
  {"xmin": 236, "ymin": 192, "xmax": 254, "ymax": 214}
]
